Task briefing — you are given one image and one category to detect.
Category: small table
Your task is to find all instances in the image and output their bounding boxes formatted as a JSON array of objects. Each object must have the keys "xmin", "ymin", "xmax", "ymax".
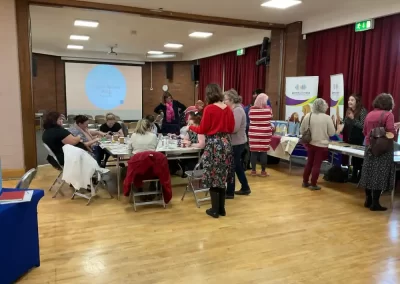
[
  {"xmin": 0, "ymin": 189, "xmax": 44, "ymax": 284},
  {"xmin": 99, "ymin": 139, "xmax": 202, "ymax": 200},
  {"xmin": 268, "ymin": 135, "xmax": 300, "ymax": 172}
]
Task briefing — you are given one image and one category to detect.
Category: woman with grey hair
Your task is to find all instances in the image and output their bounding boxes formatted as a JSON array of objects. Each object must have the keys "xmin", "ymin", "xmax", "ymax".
[
  {"xmin": 224, "ymin": 89, "xmax": 250, "ymax": 198},
  {"xmin": 300, "ymin": 98, "xmax": 336, "ymax": 190}
]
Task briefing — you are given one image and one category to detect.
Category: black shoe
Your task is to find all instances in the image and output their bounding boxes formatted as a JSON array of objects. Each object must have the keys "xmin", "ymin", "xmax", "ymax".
[
  {"xmin": 206, "ymin": 189, "xmax": 219, "ymax": 218},
  {"xmin": 302, "ymin": 182, "xmax": 310, "ymax": 188},
  {"xmin": 370, "ymin": 191, "xmax": 387, "ymax": 211},
  {"xmin": 364, "ymin": 189, "xmax": 372, "ymax": 208},
  {"xmin": 225, "ymin": 195, "xmax": 235, "ymax": 200},
  {"xmin": 235, "ymin": 189, "xmax": 251, "ymax": 195},
  {"xmin": 219, "ymin": 188, "xmax": 226, "ymax": 216}
]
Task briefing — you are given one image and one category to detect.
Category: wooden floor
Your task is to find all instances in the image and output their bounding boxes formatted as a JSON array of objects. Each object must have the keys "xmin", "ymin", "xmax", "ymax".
[{"xmin": 4, "ymin": 164, "xmax": 400, "ymax": 284}]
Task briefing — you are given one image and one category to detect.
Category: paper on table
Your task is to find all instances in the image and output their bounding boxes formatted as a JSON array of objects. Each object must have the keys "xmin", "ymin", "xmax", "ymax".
[{"xmin": 0, "ymin": 190, "xmax": 33, "ymax": 204}]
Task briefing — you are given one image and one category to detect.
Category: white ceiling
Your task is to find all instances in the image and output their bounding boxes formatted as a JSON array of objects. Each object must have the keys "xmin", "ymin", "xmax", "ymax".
[{"xmin": 30, "ymin": 5, "xmax": 270, "ymax": 62}]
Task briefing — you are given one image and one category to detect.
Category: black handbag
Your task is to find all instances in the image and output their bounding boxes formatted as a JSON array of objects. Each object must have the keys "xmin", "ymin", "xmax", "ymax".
[
  {"xmin": 300, "ymin": 113, "xmax": 312, "ymax": 144},
  {"xmin": 369, "ymin": 111, "xmax": 394, "ymax": 156}
]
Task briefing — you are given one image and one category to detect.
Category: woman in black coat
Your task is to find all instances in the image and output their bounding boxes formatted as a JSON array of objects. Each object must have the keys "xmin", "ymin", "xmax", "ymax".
[{"xmin": 154, "ymin": 92, "xmax": 186, "ymax": 135}]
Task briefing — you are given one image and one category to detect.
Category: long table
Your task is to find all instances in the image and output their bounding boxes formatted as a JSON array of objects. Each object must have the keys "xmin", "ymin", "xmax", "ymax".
[
  {"xmin": 328, "ymin": 142, "xmax": 400, "ymax": 207},
  {"xmin": 99, "ymin": 138, "xmax": 202, "ymax": 200}
]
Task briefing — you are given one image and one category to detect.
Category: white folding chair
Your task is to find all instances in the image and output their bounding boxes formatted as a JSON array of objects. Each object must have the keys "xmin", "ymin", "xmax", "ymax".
[
  {"xmin": 43, "ymin": 143, "xmax": 66, "ymax": 198},
  {"xmin": 181, "ymin": 159, "xmax": 210, "ymax": 208},
  {"xmin": 16, "ymin": 168, "xmax": 37, "ymax": 190}
]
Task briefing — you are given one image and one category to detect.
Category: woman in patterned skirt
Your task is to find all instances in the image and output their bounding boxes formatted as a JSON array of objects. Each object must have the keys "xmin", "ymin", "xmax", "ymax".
[
  {"xmin": 359, "ymin": 93, "xmax": 397, "ymax": 211},
  {"xmin": 189, "ymin": 84, "xmax": 235, "ymax": 218}
]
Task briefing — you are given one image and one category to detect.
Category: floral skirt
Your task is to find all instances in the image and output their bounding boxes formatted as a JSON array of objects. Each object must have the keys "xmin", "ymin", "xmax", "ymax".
[
  {"xmin": 359, "ymin": 148, "xmax": 394, "ymax": 192},
  {"xmin": 202, "ymin": 133, "xmax": 233, "ymax": 188}
]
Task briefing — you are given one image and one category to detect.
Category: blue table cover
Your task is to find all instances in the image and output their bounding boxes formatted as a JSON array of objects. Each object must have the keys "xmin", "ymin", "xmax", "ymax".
[{"xmin": 0, "ymin": 189, "xmax": 44, "ymax": 284}]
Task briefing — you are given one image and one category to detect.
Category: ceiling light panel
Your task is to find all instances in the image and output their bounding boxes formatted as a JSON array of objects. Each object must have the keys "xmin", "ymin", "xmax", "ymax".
[
  {"xmin": 67, "ymin": 45, "xmax": 84, "ymax": 50},
  {"xmin": 70, "ymin": 35, "xmax": 90, "ymax": 41},
  {"xmin": 261, "ymin": 0, "xmax": 302, "ymax": 9},
  {"xmin": 147, "ymin": 54, "xmax": 176, "ymax": 59},
  {"xmin": 74, "ymin": 20, "xmax": 99, "ymax": 28},
  {"xmin": 189, "ymin": 32, "xmax": 213, "ymax": 38},
  {"xmin": 164, "ymin": 43, "xmax": 183, "ymax": 49}
]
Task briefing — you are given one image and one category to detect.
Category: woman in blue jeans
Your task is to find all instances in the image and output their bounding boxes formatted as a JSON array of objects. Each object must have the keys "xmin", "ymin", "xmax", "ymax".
[{"xmin": 223, "ymin": 89, "xmax": 251, "ymax": 198}]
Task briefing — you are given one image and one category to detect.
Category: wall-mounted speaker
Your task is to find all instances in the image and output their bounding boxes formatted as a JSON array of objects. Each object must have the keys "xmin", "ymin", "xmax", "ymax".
[
  {"xmin": 166, "ymin": 62, "xmax": 173, "ymax": 81},
  {"xmin": 191, "ymin": 64, "xmax": 200, "ymax": 81}
]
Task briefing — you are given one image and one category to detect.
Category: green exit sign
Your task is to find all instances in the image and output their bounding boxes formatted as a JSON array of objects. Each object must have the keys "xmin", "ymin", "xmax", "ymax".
[
  {"xmin": 355, "ymin": 19, "xmax": 374, "ymax": 32},
  {"xmin": 236, "ymin": 48, "xmax": 245, "ymax": 56}
]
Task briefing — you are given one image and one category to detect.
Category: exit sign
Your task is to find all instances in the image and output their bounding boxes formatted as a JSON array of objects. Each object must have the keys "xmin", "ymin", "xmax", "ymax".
[
  {"xmin": 236, "ymin": 48, "xmax": 245, "ymax": 56},
  {"xmin": 355, "ymin": 19, "xmax": 374, "ymax": 32}
]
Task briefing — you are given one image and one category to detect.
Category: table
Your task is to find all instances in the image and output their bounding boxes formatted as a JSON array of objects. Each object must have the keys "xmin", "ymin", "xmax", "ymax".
[
  {"xmin": 99, "ymin": 138, "xmax": 202, "ymax": 200},
  {"xmin": 0, "ymin": 189, "xmax": 44, "ymax": 284},
  {"xmin": 268, "ymin": 135, "xmax": 300, "ymax": 172},
  {"xmin": 35, "ymin": 113, "xmax": 44, "ymax": 130}
]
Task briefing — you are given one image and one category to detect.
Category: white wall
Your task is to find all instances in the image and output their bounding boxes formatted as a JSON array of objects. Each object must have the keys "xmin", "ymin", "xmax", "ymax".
[
  {"xmin": 303, "ymin": 0, "xmax": 400, "ymax": 34},
  {"xmin": 0, "ymin": 0, "xmax": 24, "ymax": 169}
]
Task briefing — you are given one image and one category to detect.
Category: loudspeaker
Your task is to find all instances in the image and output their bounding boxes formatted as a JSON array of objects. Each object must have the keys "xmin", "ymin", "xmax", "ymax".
[
  {"xmin": 191, "ymin": 64, "xmax": 200, "ymax": 81},
  {"xmin": 32, "ymin": 55, "xmax": 37, "ymax": 77},
  {"xmin": 166, "ymin": 62, "xmax": 173, "ymax": 80}
]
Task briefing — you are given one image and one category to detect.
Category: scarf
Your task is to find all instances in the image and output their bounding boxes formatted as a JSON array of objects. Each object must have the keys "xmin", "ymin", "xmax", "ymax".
[
  {"xmin": 74, "ymin": 123, "xmax": 94, "ymax": 142},
  {"xmin": 166, "ymin": 102, "xmax": 175, "ymax": 123}
]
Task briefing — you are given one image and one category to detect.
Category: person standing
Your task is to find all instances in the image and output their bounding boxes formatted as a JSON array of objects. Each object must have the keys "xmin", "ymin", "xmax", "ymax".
[
  {"xmin": 359, "ymin": 93, "xmax": 397, "ymax": 211},
  {"xmin": 154, "ymin": 92, "xmax": 186, "ymax": 135},
  {"xmin": 247, "ymin": 93, "xmax": 273, "ymax": 180},
  {"xmin": 301, "ymin": 99, "xmax": 336, "ymax": 190},
  {"xmin": 223, "ymin": 89, "xmax": 251, "ymax": 199},
  {"xmin": 189, "ymin": 84, "xmax": 234, "ymax": 218},
  {"xmin": 337, "ymin": 94, "xmax": 367, "ymax": 182}
]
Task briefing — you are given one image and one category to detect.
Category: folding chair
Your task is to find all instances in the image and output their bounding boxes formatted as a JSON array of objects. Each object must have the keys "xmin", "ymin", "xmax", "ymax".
[
  {"xmin": 71, "ymin": 168, "xmax": 113, "ymax": 206},
  {"xmin": 15, "ymin": 168, "xmax": 37, "ymax": 189},
  {"xmin": 129, "ymin": 179, "xmax": 166, "ymax": 211},
  {"xmin": 43, "ymin": 143, "xmax": 66, "ymax": 198},
  {"xmin": 181, "ymin": 159, "xmax": 210, "ymax": 208}
]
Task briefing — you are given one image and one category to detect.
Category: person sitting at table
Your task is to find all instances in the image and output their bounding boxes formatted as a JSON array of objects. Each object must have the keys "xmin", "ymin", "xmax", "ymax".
[
  {"xmin": 68, "ymin": 115, "xmax": 107, "ymax": 167},
  {"xmin": 42, "ymin": 111, "xmax": 87, "ymax": 167},
  {"xmin": 145, "ymin": 114, "xmax": 161, "ymax": 135},
  {"xmin": 184, "ymin": 100, "xmax": 204, "ymax": 122},
  {"xmin": 336, "ymin": 94, "xmax": 367, "ymax": 183},
  {"xmin": 154, "ymin": 92, "xmax": 186, "ymax": 135},
  {"xmin": 300, "ymin": 98, "xmax": 336, "ymax": 191},
  {"xmin": 99, "ymin": 113, "xmax": 124, "ymax": 137},
  {"xmin": 247, "ymin": 93, "xmax": 273, "ymax": 180},
  {"xmin": 129, "ymin": 119, "xmax": 158, "ymax": 155},
  {"xmin": 180, "ymin": 112, "xmax": 205, "ymax": 177},
  {"xmin": 359, "ymin": 93, "xmax": 397, "ymax": 211}
]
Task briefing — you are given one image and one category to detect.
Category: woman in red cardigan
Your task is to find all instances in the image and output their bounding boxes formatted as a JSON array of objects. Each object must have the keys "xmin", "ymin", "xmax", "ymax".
[{"xmin": 189, "ymin": 84, "xmax": 235, "ymax": 218}]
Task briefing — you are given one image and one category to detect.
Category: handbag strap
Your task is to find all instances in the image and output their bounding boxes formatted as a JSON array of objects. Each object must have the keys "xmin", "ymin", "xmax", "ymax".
[
  {"xmin": 379, "ymin": 111, "xmax": 387, "ymax": 127},
  {"xmin": 308, "ymin": 113, "xmax": 312, "ymax": 130}
]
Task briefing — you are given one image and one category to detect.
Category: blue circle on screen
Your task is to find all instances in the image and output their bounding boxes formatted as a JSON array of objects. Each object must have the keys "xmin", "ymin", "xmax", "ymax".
[{"xmin": 85, "ymin": 65, "xmax": 127, "ymax": 109}]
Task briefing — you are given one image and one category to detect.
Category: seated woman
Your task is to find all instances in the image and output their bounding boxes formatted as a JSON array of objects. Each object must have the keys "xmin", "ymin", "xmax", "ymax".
[
  {"xmin": 42, "ymin": 111, "xmax": 87, "ymax": 167},
  {"xmin": 129, "ymin": 119, "xmax": 158, "ymax": 154},
  {"xmin": 68, "ymin": 115, "xmax": 107, "ymax": 166},
  {"xmin": 99, "ymin": 113, "xmax": 124, "ymax": 136},
  {"xmin": 145, "ymin": 114, "xmax": 161, "ymax": 135},
  {"xmin": 180, "ymin": 112, "xmax": 205, "ymax": 177}
]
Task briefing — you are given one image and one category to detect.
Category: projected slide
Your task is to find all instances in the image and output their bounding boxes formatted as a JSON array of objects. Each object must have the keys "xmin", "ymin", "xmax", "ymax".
[{"xmin": 65, "ymin": 62, "xmax": 142, "ymax": 120}]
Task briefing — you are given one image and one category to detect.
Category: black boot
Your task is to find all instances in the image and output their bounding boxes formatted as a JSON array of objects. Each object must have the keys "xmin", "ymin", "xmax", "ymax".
[
  {"xmin": 364, "ymin": 189, "xmax": 372, "ymax": 208},
  {"xmin": 370, "ymin": 191, "xmax": 387, "ymax": 211},
  {"xmin": 206, "ymin": 188, "xmax": 220, "ymax": 218},
  {"xmin": 219, "ymin": 188, "xmax": 226, "ymax": 216}
]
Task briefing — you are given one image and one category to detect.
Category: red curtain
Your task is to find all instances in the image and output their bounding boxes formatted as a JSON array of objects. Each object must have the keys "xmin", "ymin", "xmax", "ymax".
[
  {"xmin": 223, "ymin": 52, "xmax": 238, "ymax": 91},
  {"xmin": 306, "ymin": 13, "xmax": 400, "ymax": 119},
  {"xmin": 198, "ymin": 45, "xmax": 266, "ymax": 104},
  {"xmin": 198, "ymin": 55, "xmax": 223, "ymax": 101}
]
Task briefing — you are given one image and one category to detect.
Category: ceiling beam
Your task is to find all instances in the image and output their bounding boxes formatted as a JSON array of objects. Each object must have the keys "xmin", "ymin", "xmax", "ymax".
[{"xmin": 29, "ymin": 0, "xmax": 285, "ymax": 30}]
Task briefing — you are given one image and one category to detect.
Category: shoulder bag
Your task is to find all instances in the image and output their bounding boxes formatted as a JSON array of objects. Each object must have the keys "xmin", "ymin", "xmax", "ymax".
[
  {"xmin": 369, "ymin": 111, "xmax": 394, "ymax": 156},
  {"xmin": 300, "ymin": 113, "xmax": 312, "ymax": 144}
]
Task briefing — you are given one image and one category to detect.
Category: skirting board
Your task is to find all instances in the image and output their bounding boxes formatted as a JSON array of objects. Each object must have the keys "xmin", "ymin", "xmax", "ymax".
[{"xmin": 2, "ymin": 169, "xmax": 25, "ymax": 179}]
